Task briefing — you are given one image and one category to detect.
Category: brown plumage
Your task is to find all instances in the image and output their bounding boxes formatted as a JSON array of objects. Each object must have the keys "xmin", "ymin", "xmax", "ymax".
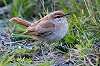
[{"xmin": 9, "ymin": 11, "xmax": 69, "ymax": 43}]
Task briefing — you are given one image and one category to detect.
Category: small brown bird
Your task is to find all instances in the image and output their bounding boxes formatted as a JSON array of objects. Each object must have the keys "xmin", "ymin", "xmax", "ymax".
[{"xmin": 9, "ymin": 11, "xmax": 69, "ymax": 43}]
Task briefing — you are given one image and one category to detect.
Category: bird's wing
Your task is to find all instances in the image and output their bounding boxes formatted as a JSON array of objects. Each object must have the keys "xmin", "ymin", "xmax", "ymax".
[{"xmin": 23, "ymin": 20, "xmax": 55, "ymax": 36}]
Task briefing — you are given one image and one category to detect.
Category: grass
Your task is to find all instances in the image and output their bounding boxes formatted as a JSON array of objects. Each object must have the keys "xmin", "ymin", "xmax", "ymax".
[{"xmin": 0, "ymin": 0, "xmax": 100, "ymax": 66}]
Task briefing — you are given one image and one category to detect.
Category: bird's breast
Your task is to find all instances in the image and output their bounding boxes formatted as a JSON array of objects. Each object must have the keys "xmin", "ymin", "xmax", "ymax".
[{"xmin": 34, "ymin": 21, "xmax": 68, "ymax": 43}]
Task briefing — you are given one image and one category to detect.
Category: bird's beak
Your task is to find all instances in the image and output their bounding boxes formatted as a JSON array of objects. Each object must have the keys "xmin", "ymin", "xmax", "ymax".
[{"xmin": 64, "ymin": 13, "xmax": 70, "ymax": 16}]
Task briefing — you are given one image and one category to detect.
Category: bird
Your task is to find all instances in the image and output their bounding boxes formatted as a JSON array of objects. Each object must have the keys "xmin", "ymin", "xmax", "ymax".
[{"xmin": 9, "ymin": 11, "xmax": 69, "ymax": 43}]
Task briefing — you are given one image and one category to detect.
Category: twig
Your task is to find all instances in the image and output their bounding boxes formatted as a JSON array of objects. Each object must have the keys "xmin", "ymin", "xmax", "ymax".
[
  {"xmin": 52, "ymin": 0, "xmax": 56, "ymax": 12},
  {"xmin": 40, "ymin": 0, "xmax": 46, "ymax": 16},
  {"xmin": 85, "ymin": 55, "xmax": 95, "ymax": 66},
  {"xmin": 83, "ymin": 56, "xmax": 88, "ymax": 66}
]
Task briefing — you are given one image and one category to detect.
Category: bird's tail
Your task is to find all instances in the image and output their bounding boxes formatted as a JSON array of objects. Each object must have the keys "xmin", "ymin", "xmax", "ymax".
[{"xmin": 9, "ymin": 17, "xmax": 32, "ymax": 27}]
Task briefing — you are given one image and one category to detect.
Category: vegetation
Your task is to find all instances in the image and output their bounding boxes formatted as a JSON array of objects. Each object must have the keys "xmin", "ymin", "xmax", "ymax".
[{"xmin": 0, "ymin": 0, "xmax": 100, "ymax": 66}]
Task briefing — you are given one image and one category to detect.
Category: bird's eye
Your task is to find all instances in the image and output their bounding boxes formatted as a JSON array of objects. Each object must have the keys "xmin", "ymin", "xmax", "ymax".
[{"xmin": 54, "ymin": 16, "xmax": 61, "ymax": 18}]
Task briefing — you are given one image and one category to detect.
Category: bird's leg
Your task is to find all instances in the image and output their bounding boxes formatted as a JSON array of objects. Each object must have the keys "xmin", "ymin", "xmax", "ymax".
[
  {"xmin": 39, "ymin": 41, "xmax": 45, "ymax": 56},
  {"xmin": 46, "ymin": 43, "xmax": 55, "ymax": 60},
  {"xmin": 48, "ymin": 43, "xmax": 53, "ymax": 53}
]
